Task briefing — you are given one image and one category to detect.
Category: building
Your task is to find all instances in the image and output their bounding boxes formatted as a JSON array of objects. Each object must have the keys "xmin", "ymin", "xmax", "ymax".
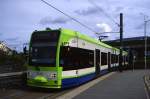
[
  {"xmin": 105, "ymin": 36, "xmax": 150, "ymax": 69},
  {"xmin": 0, "ymin": 41, "xmax": 12, "ymax": 55}
]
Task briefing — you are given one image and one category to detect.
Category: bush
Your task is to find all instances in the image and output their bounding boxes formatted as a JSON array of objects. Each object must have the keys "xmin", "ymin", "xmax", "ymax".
[{"xmin": 0, "ymin": 52, "xmax": 26, "ymax": 69}]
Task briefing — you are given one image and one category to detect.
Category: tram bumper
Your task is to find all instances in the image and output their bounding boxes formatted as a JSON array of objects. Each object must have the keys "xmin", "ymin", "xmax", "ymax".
[{"xmin": 27, "ymin": 78, "xmax": 61, "ymax": 88}]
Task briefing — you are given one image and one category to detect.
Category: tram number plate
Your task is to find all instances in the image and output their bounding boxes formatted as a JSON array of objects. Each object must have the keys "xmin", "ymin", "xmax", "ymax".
[{"xmin": 62, "ymin": 42, "xmax": 69, "ymax": 46}]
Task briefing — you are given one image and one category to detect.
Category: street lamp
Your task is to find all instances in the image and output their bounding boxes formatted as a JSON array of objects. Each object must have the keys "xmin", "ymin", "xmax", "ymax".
[
  {"xmin": 140, "ymin": 13, "xmax": 150, "ymax": 70},
  {"xmin": 144, "ymin": 19, "xmax": 150, "ymax": 70}
]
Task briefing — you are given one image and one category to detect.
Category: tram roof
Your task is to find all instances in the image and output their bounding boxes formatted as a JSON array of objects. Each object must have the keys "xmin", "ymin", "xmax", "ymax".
[
  {"xmin": 32, "ymin": 28, "xmax": 128, "ymax": 54},
  {"xmin": 60, "ymin": 28, "xmax": 120, "ymax": 51}
]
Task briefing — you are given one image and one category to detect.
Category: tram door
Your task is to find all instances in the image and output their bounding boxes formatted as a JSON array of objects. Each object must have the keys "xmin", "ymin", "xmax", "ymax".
[
  {"xmin": 108, "ymin": 52, "xmax": 111, "ymax": 71},
  {"xmin": 95, "ymin": 49, "xmax": 100, "ymax": 75}
]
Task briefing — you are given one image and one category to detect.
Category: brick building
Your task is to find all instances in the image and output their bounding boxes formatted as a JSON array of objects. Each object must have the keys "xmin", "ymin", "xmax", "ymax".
[{"xmin": 105, "ymin": 36, "xmax": 150, "ymax": 69}]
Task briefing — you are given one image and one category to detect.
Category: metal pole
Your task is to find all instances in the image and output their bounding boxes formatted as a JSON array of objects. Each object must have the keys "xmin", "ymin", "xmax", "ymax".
[
  {"xmin": 144, "ymin": 20, "xmax": 147, "ymax": 70},
  {"xmin": 141, "ymin": 14, "xmax": 150, "ymax": 70},
  {"xmin": 119, "ymin": 13, "xmax": 123, "ymax": 72}
]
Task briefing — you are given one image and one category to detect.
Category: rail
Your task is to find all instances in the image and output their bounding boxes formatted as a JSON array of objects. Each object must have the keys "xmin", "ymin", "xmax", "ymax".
[
  {"xmin": 0, "ymin": 71, "xmax": 26, "ymax": 89},
  {"xmin": 0, "ymin": 71, "xmax": 25, "ymax": 77}
]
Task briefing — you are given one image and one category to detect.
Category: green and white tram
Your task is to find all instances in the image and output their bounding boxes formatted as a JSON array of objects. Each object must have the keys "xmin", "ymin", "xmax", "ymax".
[{"xmin": 27, "ymin": 28, "xmax": 128, "ymax": 88}]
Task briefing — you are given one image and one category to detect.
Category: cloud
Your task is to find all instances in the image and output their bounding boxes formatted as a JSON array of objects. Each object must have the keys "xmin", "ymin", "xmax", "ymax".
[
  {"xmin": 95, "ymin": 23, "xmax": 112, "ymax": 38},
  {"xmin": 96, "ymin": 23, "xmax": 112, "ymax": 32},
  {"xmin": 64, "ymin": 0, "xmax": 71, "ymax": 2},
  {"xmin": 1, "ymin": 0, "xmax": 150, "ymax": 52},
  {"xmin": 74, "ymin": 5, "xmax": 116, "ymax": 24},
  {"xmin": 75, "ymin": 7, "xmax": 100, "ymax": 16},
  {"xmin": 135, "ymin": 23, "xmax": 144, "ymax": 30},
  {"xmin": 114, "ymin": 6, "xmax": 124, "ymax": 12},
  {"xmin": 6, "ymin": 37, "xmax": 19, "ymax": 42},
  {"xmin": 39, "ymin": 16, "xmax": 70, "ymax": 25},
  {"xmin": 135, "ymin": 22, "xmax": 150, "ymax": 30}
]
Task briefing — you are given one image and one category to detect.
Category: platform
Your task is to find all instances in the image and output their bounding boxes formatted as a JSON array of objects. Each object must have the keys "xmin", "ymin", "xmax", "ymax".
[
  {"xmin": 58, "ymin": 70, "xmax": 150, "ymax": 99},
  {"xmin": 0, "ymin": 71, "xmax": 24, "ymax": 77}
]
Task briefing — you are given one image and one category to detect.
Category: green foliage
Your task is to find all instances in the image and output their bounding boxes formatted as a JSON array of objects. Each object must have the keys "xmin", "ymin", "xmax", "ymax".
[{"xmin": 0, "ymin": 52, "xmax": 26, "ymax": 66}]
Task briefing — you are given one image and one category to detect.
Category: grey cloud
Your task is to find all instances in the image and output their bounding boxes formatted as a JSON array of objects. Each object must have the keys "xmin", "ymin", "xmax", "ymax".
[
  {"xmin": 114, "ymin": 6, "xmax": 124, "ymax": 12},
  {"xmin": 135, "ymin": 22, "xmax": 150, "ymax": 30},
  {"xmin": 75, "ymin": 7, "xmax": 100, "ymax": 16},
  {"xmin": 64, "ymin": 0, "xmax": 71, "ymax": 2},
  {"xmin": 94, "ymin": 26, "xmax": 103, "ymax": 33},
  {"xmin": 135, "ymin": 24, "xmax": 144, "ymax": 30},
  {"xmin": 6, "ymin": 37, "xmax": 19, "ymax": 42},
  {"xmin": 75, "ymin": 5, "xmax": 112, "ymax": 21},
  {"xmin": 40, "ymin": 16, "xmax": 70, "ymax": 25}
]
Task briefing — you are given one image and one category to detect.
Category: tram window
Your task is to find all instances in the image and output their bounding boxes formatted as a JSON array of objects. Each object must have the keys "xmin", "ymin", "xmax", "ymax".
[
  {"xmin": 60, "ymin": 46, "xmax": 94, "ymax": 70},
  {"xmin": 101, "ymin": 52, "xmax": 107, "ymax": 65},
  {"xmin": 29, "ymin": 46, "xmax": 56, "ymax": 66},
  {"xmin": 31, "ymin": 30, "xmax": 60, "ymax": 43},
  {"xmin": 126, "ymin": 56, "xmax": 128, "ymax": 63},
  {"xmin": 111, "ymin": 54, "xmax": 116, "ymax": 64},
  {"xmin": 122, "ymin": 56, "xmax": 124, "ymax": 63},
  {"xmin": 124, "ymin": 56, "xmax": 126, "ymax": 63},
  {"xmin": 115, "ymin": 55, "xmax": 119, "ymax": 63},
  {"xmin": 123, "ymin": 56, "xmax": 125, "ymax": 63}
]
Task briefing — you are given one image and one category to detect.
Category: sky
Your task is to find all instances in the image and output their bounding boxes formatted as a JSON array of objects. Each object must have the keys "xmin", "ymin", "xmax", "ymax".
[{"xmin": 0, "ymin": 0, "xmax": 150, "ymax": 51}]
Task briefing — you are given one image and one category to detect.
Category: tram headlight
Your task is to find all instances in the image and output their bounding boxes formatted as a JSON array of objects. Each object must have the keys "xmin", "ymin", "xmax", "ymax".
[
  {"xmin": 49, "ymin": 72, "xmax": 57, "ymax": 80},
  {"xmin": 40, "ymin": 72, "xmax": 57, "ymax": 80},
  {"xmin": 27, "ymin": 71, "xmax": 57, "ymax": 80}
]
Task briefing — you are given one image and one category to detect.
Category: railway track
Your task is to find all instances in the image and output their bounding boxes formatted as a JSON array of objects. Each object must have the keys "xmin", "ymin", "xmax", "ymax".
[
  {"xmin": 0, "ymin": 71, "xmax": 74, "ymax": 99},
  {"xmin": 0, "ymin": 71, "xmax": 26, "ymax": 89},
  {"xmin": 0, "ymin": 72, "xmax": 115, "ymax": 99},
  {"xmin": 0, "ymin": 85, "xmax": 73, "ymax": 99},
  {"xmin": 0, "ymin": 71, "xmax": 116, "ymax": 99}
]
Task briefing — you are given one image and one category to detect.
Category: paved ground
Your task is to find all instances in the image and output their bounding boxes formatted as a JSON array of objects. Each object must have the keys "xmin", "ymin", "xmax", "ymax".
[{"xmin": 73, "ymin": 70, "xmax": 150, "ymax": 99}]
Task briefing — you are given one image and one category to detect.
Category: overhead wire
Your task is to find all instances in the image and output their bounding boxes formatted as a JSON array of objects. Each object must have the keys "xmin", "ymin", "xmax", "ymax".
[
  {"xmin": 41, "ymin": 0, "xmax": 97, "ymax": 33},
  {"xmin": 88, "ymin": 0, "xmax": 120, "ymax": 27}
]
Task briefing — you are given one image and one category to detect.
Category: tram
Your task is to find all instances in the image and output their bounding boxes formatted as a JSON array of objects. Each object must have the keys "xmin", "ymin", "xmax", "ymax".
[{"xmin": 27, "ymin": 28, "xmax": 128, "ymax": 88}]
